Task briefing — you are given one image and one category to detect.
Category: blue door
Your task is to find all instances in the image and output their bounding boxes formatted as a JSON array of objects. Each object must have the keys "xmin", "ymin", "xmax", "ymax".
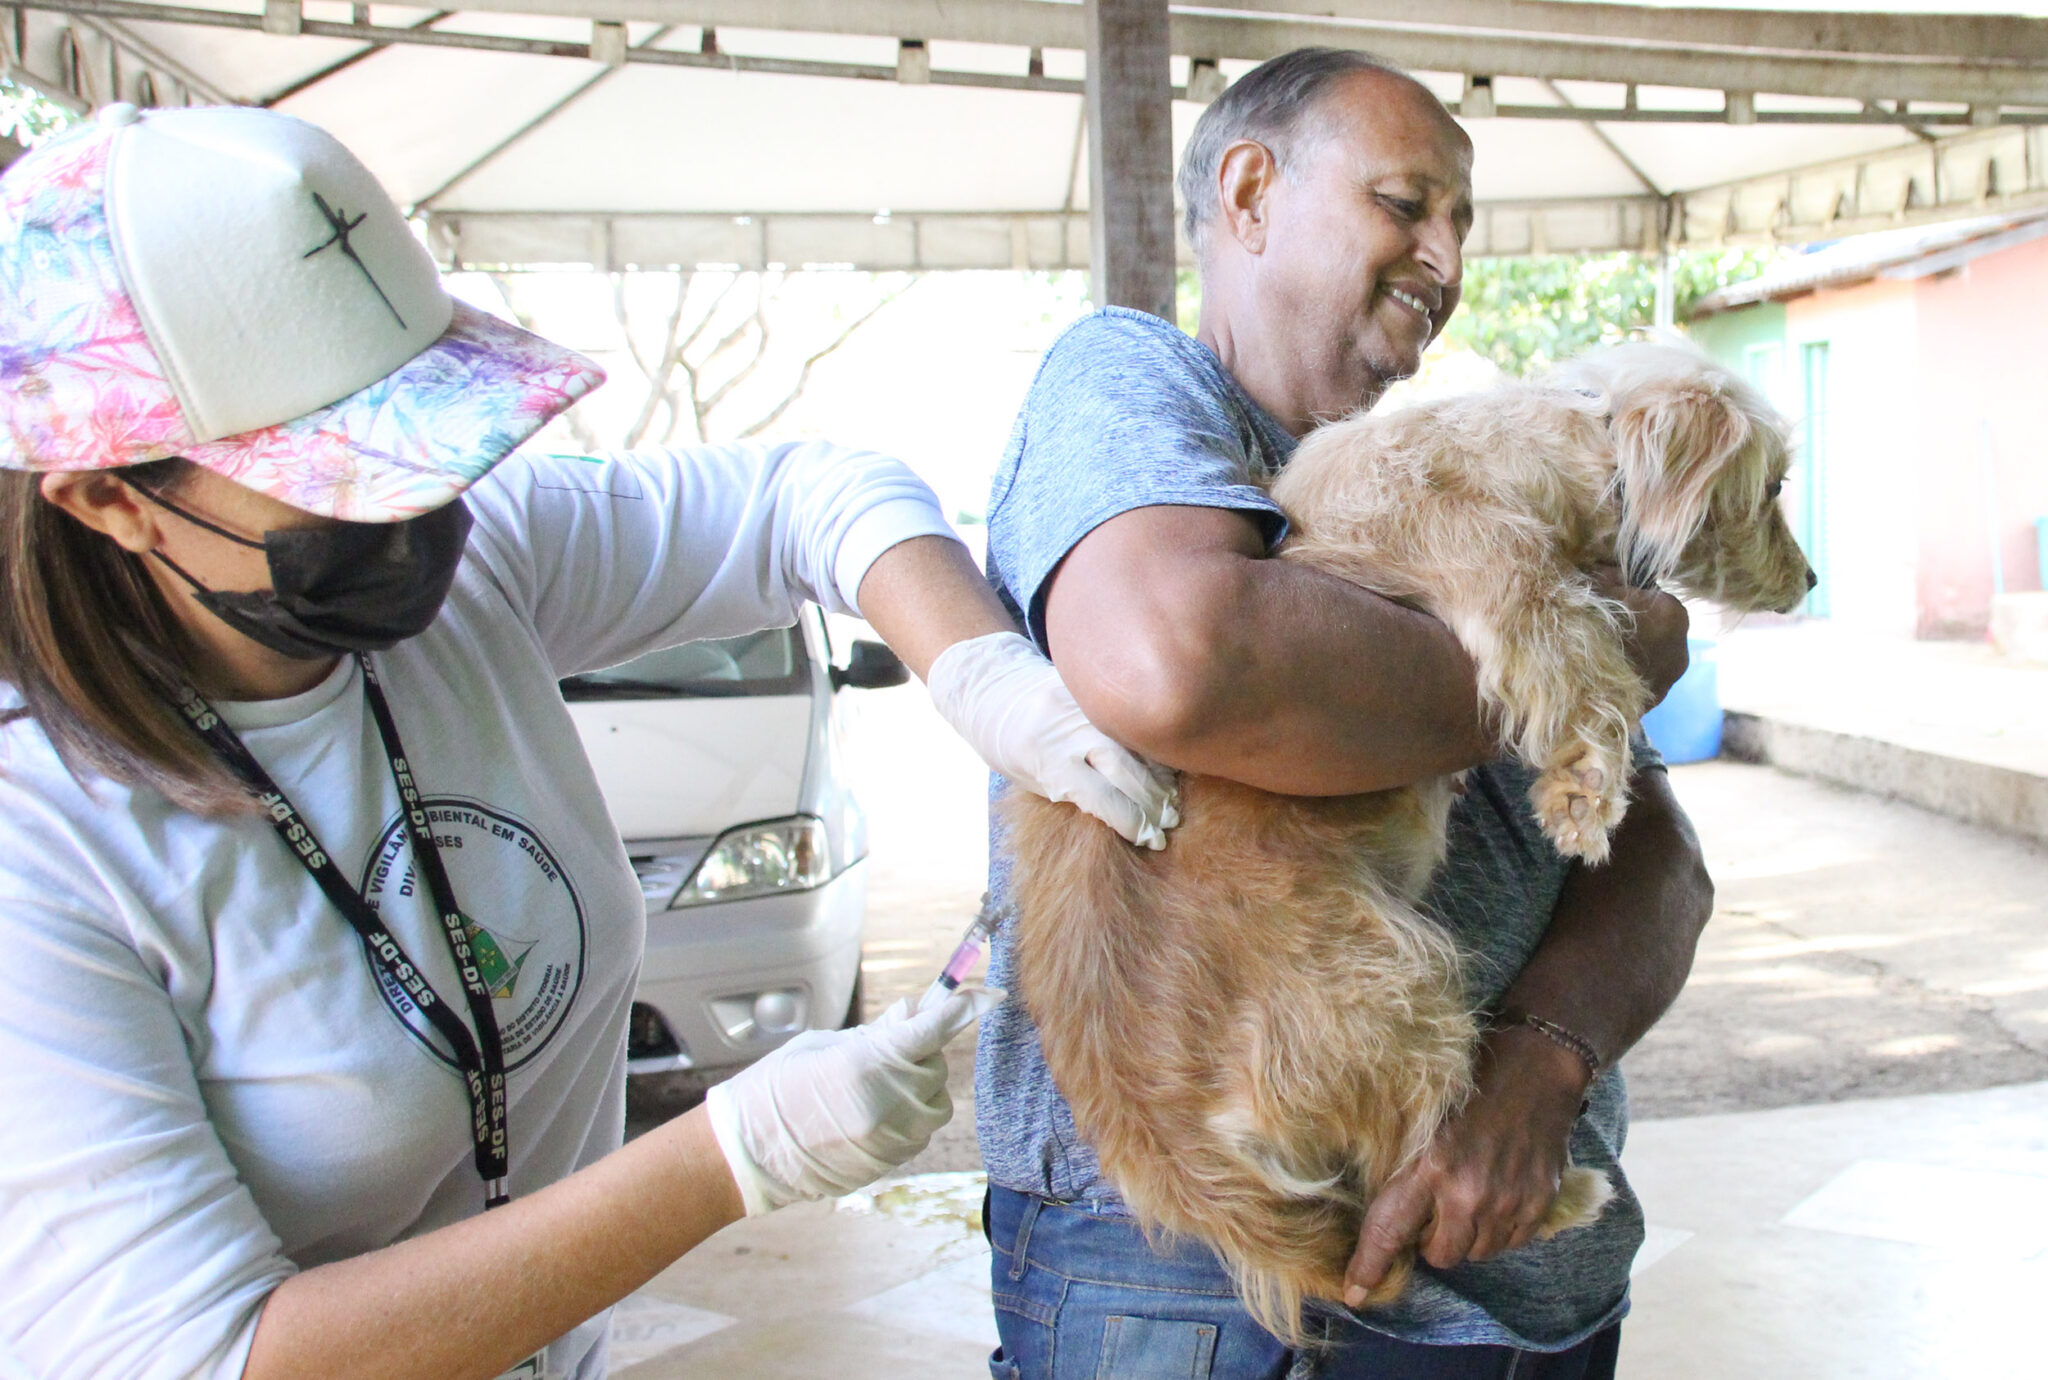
[{"xmin": 1799, "ymin": 342, "xmax": 1831, "ymax": 617}]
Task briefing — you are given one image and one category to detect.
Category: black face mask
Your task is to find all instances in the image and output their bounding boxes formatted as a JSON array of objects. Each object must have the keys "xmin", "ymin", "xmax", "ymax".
[{"xmin": 124, "ymin": 480, "xmax": 473, "ymax": 661}]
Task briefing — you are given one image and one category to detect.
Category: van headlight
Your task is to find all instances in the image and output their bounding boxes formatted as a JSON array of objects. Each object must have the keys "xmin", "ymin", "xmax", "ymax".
[{"xmin": 670, "ymin": 815, "xmax": 831, "ymax": 908}]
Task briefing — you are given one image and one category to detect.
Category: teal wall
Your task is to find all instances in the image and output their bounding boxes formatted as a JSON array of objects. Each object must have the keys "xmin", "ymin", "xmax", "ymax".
[
  {"xmin": 1691, "ymin": 300, "xmax": 1797, "ymax": 428},
  {"xmin": 1689, "ymin": 301, "xmax": 1831, "ymax": 615},
  {"xmin": 1688, "ymin": 301, "xmax": 1787, "ymax": 377}
]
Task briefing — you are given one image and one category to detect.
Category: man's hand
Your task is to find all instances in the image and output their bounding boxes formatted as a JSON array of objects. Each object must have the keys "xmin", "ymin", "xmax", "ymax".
[
  {"xmin": 1342, "ymin": 1024, "xmax": 1591, "ymax": 1305},
  {"xmin": 1589, "ymin": 565, "xmax": 1689, "ymax": 709}
]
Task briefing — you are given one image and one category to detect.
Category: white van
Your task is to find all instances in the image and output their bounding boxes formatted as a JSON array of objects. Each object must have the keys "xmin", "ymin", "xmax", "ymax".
[{"xmin": 561, "ymin": 611, "xmax": 907, "ymax": 1113}]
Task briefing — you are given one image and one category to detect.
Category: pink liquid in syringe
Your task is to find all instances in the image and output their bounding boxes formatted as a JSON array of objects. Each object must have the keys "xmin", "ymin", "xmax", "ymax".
[{"xmin": 940, "ymin": 938, "xmax": 981, "ymax": 986}]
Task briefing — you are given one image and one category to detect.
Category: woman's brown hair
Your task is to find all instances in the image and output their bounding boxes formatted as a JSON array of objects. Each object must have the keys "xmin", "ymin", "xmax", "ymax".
[{"xmin": 0, "ymin": 459, "xmax": 249, "ymax": 815}]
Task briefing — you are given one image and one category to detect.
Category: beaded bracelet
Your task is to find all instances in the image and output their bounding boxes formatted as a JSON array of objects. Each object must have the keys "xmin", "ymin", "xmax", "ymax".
[{"xmin": 1494, "ymin": 1008, "xmax": 1603, "ymax": 1079}]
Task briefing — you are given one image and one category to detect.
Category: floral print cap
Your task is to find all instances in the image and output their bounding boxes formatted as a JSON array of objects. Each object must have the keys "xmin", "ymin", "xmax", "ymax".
[{"xmin": 0, "ymin": 106, "xmax": 606, "ymax": 522}]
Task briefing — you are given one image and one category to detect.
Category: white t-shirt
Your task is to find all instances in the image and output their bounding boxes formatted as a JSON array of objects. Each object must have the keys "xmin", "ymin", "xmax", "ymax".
[{"xmin": 0, "ymin": 443, "xmax": 956, "ymax": 1380}]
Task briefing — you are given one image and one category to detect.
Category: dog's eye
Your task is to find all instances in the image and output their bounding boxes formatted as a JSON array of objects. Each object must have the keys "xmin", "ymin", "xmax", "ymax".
[{"xmin": 1765, "ymin": 479, "xmax": 1783, "ymax": 501}]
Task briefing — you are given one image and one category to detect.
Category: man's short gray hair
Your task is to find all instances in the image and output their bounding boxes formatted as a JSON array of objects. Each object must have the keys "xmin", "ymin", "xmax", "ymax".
[{"xmin": 1177, "ymin": 47, "xmax": 1409, "ymax": 252}]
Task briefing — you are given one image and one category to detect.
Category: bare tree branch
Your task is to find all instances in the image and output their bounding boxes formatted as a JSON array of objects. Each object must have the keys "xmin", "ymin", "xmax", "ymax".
[
  {"xmin": 696, "ymin": 293, "xmax": 773, "ymax": 421},
  {"xmin": 621, "ymin": 275, "xmax": 694, "ymax": 448},
  {"xmin": 695, "ymin": 302, "xmax": 763, "ymax": 380},
  {"xmin": 659, "ymin": 274, "xmax": 755, "ymax": 445},
  {"xmin": 679, "ymin": 279, "xmax": 769, "ymax": 439},
  {"xmin": 673, "ymin": 274, "xmax": 743, "ymax": 364},
  {"xmin": 736, "ymin": 280, "xmax": 914, "ymax": 439},
  {"xmin": 610, "ymin": 272, "xmax": 679, "ymax": 385}
]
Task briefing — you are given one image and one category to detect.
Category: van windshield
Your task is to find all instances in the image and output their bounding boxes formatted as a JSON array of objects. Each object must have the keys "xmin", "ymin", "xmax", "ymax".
[{"xmin": 560, "ymin": 628, "xmax": 809, "ymax": 700}]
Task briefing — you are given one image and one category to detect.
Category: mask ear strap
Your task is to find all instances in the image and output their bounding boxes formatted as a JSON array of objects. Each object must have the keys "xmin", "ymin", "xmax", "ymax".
[
  {"xmin": 144, "ymin": 544, "xmax": 220, "ymax": 597},
  {"xmin": 116, "ymin": 472, "xmax": 267, "ymax": 551}
]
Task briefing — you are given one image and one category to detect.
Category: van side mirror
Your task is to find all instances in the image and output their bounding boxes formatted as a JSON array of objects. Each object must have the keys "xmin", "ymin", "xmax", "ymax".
[{"xmin": 831, "ymin": 640, "xmax": 910, "ymax": 691}]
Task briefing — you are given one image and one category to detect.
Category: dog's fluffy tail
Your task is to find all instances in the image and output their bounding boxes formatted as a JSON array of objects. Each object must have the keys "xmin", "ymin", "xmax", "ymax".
[{"xmin": 1002, "ymin": 782, "xmax": 1507, "ymax": 1345}]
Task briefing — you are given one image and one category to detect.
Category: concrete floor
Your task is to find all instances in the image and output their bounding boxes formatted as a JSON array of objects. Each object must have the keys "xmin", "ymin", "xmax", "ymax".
[
  {"xmin": 1619, "ymin": 1081, "xmax": 2048, "ymax": 1380},
  {"xmin": 615, "ymin": 1078, "xmax": 2048, "ymax": 1379},
  {"xmin": 613, "ymin": 635, "xmax": 2048, "ymax": 1377}
]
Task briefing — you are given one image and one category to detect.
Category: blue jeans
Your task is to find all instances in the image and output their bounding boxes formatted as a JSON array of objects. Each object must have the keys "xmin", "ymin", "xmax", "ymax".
[{"xmin": 986, "ymin": 1188, "xmax": 1621, "ymax": 1380}]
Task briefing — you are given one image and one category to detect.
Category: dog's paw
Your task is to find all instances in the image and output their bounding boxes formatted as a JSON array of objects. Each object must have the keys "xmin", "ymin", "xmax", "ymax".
[
  {"xmin": 1530, "ymin": 752, "xmax": 1625, "ymax": 861},
  {"xmin": 1536, "ymin": 1166, "xmax": 1615, "ymax": 1238}
]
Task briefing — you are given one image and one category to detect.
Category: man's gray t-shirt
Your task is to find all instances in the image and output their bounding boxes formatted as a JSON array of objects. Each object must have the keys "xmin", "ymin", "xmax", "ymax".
[{"xmin": 975, "ymin": 307, "xmax": 1648, "ymax": 1351}]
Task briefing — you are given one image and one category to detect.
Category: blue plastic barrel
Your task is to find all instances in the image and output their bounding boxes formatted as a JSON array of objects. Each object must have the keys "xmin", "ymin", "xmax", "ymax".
[{"xmin": 1640, "ymin": 637, "xmax": 1721, "ymax": 764}]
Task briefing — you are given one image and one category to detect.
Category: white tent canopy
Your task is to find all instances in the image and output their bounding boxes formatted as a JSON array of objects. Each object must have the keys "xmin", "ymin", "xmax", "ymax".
[{"xmin": 6, "ymin": 0, "xmax": 2048, "ymax": 268}]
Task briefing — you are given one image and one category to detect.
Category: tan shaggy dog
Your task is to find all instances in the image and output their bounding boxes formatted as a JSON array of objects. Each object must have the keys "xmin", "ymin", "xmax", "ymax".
[{"xmin": 1002, "ymin": 342, "xmax": 1814, "ymax": 1344}]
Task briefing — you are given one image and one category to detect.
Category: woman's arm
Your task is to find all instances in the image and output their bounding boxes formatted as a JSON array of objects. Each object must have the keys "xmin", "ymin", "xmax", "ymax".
[
  {"xmin": 853, "ymin": 533, "xmax": 1014, "ymax": 679},
  {"xmin": 246, "ymin": 1107, "xmax": 740, "ymax": 1380},
  {"xmin": 463, "ymin": 443, "xmax": 965, "ymax": 680},
  {"xmin": 246, "ymin": 990, "xmax": 987, "ymax": 1380}
]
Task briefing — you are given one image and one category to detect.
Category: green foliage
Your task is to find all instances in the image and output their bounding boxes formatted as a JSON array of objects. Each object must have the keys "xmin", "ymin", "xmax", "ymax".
[
  {"xmin": 1176, "ymin": 267, "xmax": 1202, "ymax": 336},
  {"xmin": 1442, "ymin": 249, "xmax": 1780, "ymax": 377},
  {"xmin": 1170, "ymin": 251, "xmax": 1773, "ymax": 361},
  {"xmin": 0, "ymin": 77, "xmax": 77, "ymax": 145}
]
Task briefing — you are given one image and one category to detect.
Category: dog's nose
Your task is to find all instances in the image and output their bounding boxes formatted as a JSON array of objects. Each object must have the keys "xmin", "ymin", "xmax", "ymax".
[{"xmin": 1806, "ymin": 568, "xmax": 1818, "ymax": 589}]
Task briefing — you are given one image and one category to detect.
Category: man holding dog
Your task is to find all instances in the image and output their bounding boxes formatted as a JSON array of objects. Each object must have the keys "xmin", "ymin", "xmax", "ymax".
[{"xmin": 976, "ymin": 48, "xmax": 1710, "ymax": 1379}]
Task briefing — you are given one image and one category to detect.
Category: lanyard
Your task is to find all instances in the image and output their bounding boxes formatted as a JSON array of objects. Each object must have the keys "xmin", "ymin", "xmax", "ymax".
[{"xmin": 168, "ymin": 653, "xmax": 511, "ymax": 1209}]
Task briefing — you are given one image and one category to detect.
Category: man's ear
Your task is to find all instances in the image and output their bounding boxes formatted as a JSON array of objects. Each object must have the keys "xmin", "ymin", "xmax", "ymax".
[
  {"xmin": 1215, "ymin": 139, "xmax": 1280, "ymax": 255},
  {"xmin": 39, "ymin": 470, "xmax": 163, "ymax": 554}
]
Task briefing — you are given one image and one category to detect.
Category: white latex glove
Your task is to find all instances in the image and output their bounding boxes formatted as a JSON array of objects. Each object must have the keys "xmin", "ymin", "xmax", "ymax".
[
  {"xmin": 924, "ymin": 631, "xmax": 1180, "ymax": 849},
  {"xmin": 705, "ymin": 986, "xmax": 1003, "ymax": 1216}
]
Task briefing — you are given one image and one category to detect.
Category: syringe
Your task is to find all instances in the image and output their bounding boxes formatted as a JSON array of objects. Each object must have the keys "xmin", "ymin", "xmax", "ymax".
[{"xmin": 919, "ymin": 899, "xmax": 997, "ymax": 1012}]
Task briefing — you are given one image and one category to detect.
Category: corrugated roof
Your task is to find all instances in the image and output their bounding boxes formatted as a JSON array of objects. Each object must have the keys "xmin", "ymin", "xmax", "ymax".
[{"xmin": 1689, "ymin": 209, "xmax": 2048, "ymax": 316}]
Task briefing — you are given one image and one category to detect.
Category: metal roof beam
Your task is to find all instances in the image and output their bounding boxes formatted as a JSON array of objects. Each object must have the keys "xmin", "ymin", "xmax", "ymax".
[
  {"xmin": 18, "ymin": 0, "xmax": 2048, "ymax": 116},
  {"xmin": 16, "ymin": 0, "xmax": 1091, "ymax": 94},
  {"xmin": 62, "ymin": 12, "xmax": 235, "ymax": 104},
  {"xmin": 1174, "ymin": 15, "xmax": 2048, "ymax": 106},
  {"xmin": 1206, "ymin": 0, "xmax": 2048, "ymax": 67},
  {"xmin": 1479, "ymin": 106, "xmax": 2048, "ymax": 127},
  {"xmin": 438, "ymin": 193, "xmax": 1721, "ymax": 267},
  {"xmin": 395, "ymin": 0, "xmax": 2048, "ymax": 67},
  {"xmin": 1538, "ymin": 78, "xmax": 1662, "ymax": 198},
  {"xmin": 433, "ymin": 209, "xmax": 1102, "ymax": 273},
  {"xmin": 374, "ymin": 0, "xmax": 2048, "ymax": 104},
  {"xmin": 415, "ymin": 23, "xmax": 673, "ymax": 209},
  {"xmin": 431, "ymin": 198, "xmax": 1678, "ymax": 269},
  {"xmin": 1675, "ymin": 122, "xmax": 2048, "ymax": 244},
  {"xmin": 260, "ymin": 9, "xmax": 452, "ymax": 108}
]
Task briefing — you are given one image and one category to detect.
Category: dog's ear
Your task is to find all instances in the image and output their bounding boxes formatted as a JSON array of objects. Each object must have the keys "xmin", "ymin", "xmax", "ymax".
[{"xmin": 1610, "ymin": 376, "xmax": 1753, "ymax": 582}]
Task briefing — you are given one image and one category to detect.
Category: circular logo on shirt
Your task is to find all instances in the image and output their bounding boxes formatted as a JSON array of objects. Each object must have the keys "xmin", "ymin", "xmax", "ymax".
[{"xmin": 358, "ymin": 798, "xmax": 587, "ymax": 1072}]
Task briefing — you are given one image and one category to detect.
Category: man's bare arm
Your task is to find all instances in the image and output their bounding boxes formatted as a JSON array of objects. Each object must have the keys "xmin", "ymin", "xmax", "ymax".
[
  {"xmin": 1494, "ymin": 764, "xmax": 1714, "ymax": 1071},
  {"xmin": 1343, "ymin": 766, "xmax": 1713, "ymax": 1294},
  {"xmin": 1042, "ymin": 505, "xmax": 1496, "ymax": 795}
]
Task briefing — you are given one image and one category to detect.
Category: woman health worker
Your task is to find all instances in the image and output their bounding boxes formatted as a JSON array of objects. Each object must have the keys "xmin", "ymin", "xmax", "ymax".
[{"xmin": 0, "ymin": 105, "xmax": 1175, "ymax": 1379}]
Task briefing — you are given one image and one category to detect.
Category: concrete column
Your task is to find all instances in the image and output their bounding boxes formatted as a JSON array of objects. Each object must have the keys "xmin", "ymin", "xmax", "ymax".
[{"xmin": 1084, "ymin": 0, "xmax": 1175, "ymax": 320}]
